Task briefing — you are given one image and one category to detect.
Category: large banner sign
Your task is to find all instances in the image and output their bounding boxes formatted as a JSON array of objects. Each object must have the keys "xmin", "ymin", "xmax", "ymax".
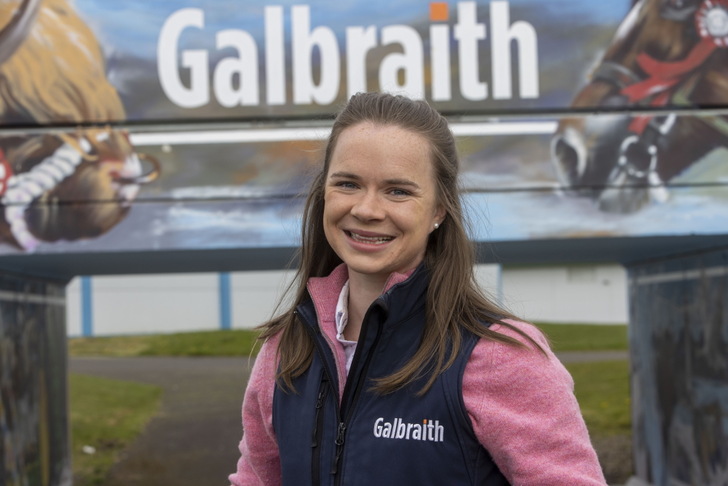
[
  {"xmin": 0, "ymin": 0, "xmax": 622, "ymax": 124},
  {"xmin": 154, "ymin": 1, "xmax": 542, "ymax": 116},
  {"xmin": 0, "ymin": 0, "xmax": 726, "ymax": 256}
]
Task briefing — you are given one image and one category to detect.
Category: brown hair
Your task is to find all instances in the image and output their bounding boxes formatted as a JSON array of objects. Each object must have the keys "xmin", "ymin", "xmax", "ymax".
[{"xmin": 260, "ymin": 92, "xmax": 543, "ymax": 394}]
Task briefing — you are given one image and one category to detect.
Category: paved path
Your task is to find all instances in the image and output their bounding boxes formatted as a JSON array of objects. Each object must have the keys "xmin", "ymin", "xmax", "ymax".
[
  {"xmin": 69, "ymin": 356, "xmax": 252, "ymax": 486},
  {"xmin": 69, "ymin": 350, "xmax": 629, "ymax": 486},
  {"xmin": 557, "ymin": 350, "xmax": 629, "ymax": 363}
]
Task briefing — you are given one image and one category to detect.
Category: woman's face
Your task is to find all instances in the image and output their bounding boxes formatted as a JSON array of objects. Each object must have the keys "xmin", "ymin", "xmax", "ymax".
[{"xmin": 323, "ymin": 122, "xmax": 445, "ymax": 284}]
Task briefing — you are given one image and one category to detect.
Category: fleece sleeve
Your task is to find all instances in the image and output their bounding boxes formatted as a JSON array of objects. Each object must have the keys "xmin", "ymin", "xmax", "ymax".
[
  {"xmin": 229, "ymin": 336, "xmax": 282, "ymax": 486},
  {"xmin": 462, "ymin": 320, "xmax": 608, "ymax": 485}
]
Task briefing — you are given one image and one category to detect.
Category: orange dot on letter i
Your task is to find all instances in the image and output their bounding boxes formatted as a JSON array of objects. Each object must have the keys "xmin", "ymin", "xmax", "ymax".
[{"xmin": 430, "ymin": 2, "xmax": 449, "ymax": 21}]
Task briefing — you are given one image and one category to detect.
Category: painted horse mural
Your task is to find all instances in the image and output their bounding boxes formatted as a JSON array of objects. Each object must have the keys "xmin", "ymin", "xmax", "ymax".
[
  {"xmin": 0, "ymin": 0, "xmax": 159, "ymax": 252},
  {"xmin": 551, "ymin": 0, "xmax": 728, "ymax": 213}
]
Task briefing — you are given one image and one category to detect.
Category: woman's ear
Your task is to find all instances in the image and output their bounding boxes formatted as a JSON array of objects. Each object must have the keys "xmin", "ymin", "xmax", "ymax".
[
  {"xmin": 436, "ymin": 206, "xmax": 446, "ymax": 224},
  {"xmin": 433, "ymin": 206, "xmax": 446, "ymax": 230}
]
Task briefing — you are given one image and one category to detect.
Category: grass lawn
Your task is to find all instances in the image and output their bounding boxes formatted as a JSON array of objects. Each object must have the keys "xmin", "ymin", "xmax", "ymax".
[
  {"xmin": 69, "ymin": 328, "xmax": 261, "ymax": 357},
  {"xmin": 535, "ymin": 322, "xmax": 628, "ymax": 352},
  {"xmin": 566, "ymin": 360, "xmax": 631, "ymax": 437},
  {"xmin": 68, "ymin": 323, "xmax": 627, "ymax": 357},
  {"xmin": 69, "ymin": 374, "xmax": 162, "ymax": 486}
]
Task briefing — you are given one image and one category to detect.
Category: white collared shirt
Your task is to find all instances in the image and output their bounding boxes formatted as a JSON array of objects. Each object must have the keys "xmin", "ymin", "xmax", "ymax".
[{"xmin": 335, "ymin": 280, "xmax": 358, "ymax": 374}]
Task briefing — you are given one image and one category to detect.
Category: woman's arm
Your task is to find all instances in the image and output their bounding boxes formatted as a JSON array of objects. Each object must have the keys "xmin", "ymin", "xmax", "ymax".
[
  {"xmin": 229, "ymin": 335, "xmax": 282, "ymax": 486},
  {"xmin": 463, "ymin": 320, "xmax": 608, "ymax": 485}
]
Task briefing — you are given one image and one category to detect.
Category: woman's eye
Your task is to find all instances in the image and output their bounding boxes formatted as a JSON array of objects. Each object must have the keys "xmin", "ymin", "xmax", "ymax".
[
  {"xmin": 336, "ymin": 181, "xmax": 357, "ymax": 189},
  {"xmin": 390, "ymin": 188, "xmax": 411, "ymax": 197}
]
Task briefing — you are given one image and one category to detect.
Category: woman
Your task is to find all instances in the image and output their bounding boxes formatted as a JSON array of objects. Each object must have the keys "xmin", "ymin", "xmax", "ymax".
[{"xmin": 230, "ymin": 92, "xmax": 607, "ymax": 485}]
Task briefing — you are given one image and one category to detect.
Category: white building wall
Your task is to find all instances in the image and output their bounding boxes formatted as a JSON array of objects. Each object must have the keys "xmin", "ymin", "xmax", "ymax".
[
  {"xmin": 474, "ymin": 264, "xmax": 504, "ymax": 305},
  {"xmin": 66, "ymin": 264, "xmax": 628, "ymax": 336},
  {"xmin": 500, "ymin": 264, "xmax": 628, "ymax": 324},
  {"xmin": 230, "ymin": 270, "xmax": 295, "ymax": 329},
  {"xmin": 89, "ymin": 273, "xmax": 219, "ymax": 336},
  {"xmin": 66, "ymin": 277, "xmax": 82, "ymax": 336}
]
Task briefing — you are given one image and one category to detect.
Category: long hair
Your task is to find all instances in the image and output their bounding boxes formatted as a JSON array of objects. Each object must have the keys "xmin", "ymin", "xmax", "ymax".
[{"xmin": 260, "ymin": 92, "xmax": 543, "ymax": 394}]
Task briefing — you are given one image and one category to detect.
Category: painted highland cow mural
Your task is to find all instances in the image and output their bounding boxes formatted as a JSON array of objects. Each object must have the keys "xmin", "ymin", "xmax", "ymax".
[{"xmin": 0, "ymin": 0, "xmax": 158, "ymax": 252}]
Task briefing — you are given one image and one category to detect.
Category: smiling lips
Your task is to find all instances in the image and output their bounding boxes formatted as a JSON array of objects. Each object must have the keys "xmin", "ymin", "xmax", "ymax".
[{"xmin": 346, "ymin": 230, "xmax": 394, "ymax": 245}]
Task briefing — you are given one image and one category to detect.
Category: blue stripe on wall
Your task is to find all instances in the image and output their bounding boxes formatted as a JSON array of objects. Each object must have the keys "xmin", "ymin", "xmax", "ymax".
[
  {"xmin": 219, "ymin": 272, "xmax": 232, "ymax": 330},
  {"xmin": 81, "ymin": 276, "xmax": 93, "ymax": 337}
]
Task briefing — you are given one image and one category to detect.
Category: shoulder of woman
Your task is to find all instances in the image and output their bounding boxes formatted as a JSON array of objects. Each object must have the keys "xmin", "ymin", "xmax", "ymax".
[
  {"xmin": 488, "ymin": 318, "xmax": 551, "ymax": 352},
  {"xmin": 466, "ymin": 319, "xmax": 566, "ymax": 383},
  {"xmin": 248, "ymin": 333, "xmax": 283, "ymax": 388}
]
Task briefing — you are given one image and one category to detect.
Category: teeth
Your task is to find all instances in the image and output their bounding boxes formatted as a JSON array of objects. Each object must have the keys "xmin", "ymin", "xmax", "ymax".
[{"xmin": 349, "ymin": 232, "xmax": 393, "ymax": 244}]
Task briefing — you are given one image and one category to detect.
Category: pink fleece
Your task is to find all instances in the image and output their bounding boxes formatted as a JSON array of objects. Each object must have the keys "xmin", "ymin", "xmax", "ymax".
[
  {"xmin": 229, "ymin": 268, "xmax": 607, "ymax": 485},
  {"xmin": 463, "ymin": 321, "xmax": 607, "ymax": 484}
]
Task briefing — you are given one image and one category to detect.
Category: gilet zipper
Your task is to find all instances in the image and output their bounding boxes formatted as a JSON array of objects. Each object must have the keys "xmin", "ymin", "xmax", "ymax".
[
  {"xmin": 311, "ymin": 372, "xmax": 328, "ymax": 485},
  {"xmin": 297, "ymin": 308, "xmax": 345, "ymax": 483},
  {"xmin": 296, "ymin": 299, "xmax": 389, "ymax": 486},
  {"xmin": 331, "ymin": 303, "xmax": 386, "ymax": 485}
]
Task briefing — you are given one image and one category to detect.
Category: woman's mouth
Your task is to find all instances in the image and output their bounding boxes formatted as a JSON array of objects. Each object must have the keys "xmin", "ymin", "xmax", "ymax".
[{"xmin": 346, "ymin": 231, "xmax": 394, "ymax": 245}]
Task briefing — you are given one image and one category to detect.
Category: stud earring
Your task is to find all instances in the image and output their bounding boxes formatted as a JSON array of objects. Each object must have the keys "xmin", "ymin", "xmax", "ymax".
[{"xmin": 434, "ymin": 223, "xmax": 440, "ymax": 229}]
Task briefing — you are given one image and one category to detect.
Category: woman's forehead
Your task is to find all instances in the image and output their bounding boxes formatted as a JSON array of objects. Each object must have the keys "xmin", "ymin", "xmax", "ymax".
[{"xmin": 328, "ymin": 123, "xmax": 434, "ymax": 178}]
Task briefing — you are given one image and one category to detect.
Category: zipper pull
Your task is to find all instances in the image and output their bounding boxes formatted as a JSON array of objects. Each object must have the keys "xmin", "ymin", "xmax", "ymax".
[
  {"xmin": 316, "ymin": 386, "xmax": 328, "ymax": 409},
  {"xmin": 335, "ymin": 422, "xmax": 346, "ymax": 445},
  {"xmin": 330, "ymin": 422, "xmax": 346, "ymax": 475},
  {"xmin": 311, "ymin": 384, "xmax": 328, "ymax": 447}
]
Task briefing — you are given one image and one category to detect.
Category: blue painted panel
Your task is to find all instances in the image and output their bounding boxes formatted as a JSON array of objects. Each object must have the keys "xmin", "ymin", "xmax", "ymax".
[
  {"xmin": 81, "ymin": 276, "xmax": 93, "ymax": 337},
  {"xmin": 219, "ymin": 272, "xmax": 232, "ymax": 330},
  {"xmin": 627, "ymin": 248, "xmax": 728, "ymax": 485}
]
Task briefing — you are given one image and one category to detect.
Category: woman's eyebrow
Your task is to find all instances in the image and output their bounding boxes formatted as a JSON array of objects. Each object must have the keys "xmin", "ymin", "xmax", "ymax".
[
  {"xmin": 328, "ymin": 171, "xmax": 360, "ymax": 180},
  {"xmin": 384, "ymin": 178, "xmax": 420, "ymax": 189}
]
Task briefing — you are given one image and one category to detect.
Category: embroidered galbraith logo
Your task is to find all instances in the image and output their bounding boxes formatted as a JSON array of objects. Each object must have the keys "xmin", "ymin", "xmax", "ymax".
[{"xmin": 373, "ymin": 417, "xmax": 444, "ymax": 442}]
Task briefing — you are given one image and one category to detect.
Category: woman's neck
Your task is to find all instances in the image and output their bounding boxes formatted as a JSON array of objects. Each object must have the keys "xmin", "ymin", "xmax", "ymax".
[{"xmin": 343, "ymin": 273, "xmax": 386, "ymax": 341}]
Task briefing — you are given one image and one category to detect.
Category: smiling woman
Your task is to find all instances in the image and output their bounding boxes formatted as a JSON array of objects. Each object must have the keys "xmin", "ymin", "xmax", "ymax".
[
  {"xmin": 229, "ymin": 92, "xmax": 608, "ymax": 486},
  {"xmin": 322, "ymin": 122, "xmax": 445, "ymax": 342}
]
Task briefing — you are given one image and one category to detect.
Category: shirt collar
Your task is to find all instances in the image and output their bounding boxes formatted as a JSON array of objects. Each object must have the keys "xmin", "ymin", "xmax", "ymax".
[{"xmin": 335, "ymin": 280, "xmax": 351, "ymax": 341}]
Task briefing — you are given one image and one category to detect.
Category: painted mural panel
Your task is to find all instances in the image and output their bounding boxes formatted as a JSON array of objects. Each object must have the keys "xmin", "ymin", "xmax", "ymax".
[
  {"xmin": 0, "ymin": 113, "xmax": 725, "ymax": 255},
  {"xmin": 0, "ymin": 0, "xmax": 725, "ymax": 255},
  {"xmin": 628, "ymin": 250, "xmax": 728, "ymax": 485},
  {"xmin": 0, "ymin": 275, "xmax": 69, "ymax": 486}
]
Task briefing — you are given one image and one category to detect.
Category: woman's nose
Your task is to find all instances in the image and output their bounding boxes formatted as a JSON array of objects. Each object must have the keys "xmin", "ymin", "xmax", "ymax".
[{"xmin": 350, "ymin": 190, "xmax": 384, "ymax": 221}]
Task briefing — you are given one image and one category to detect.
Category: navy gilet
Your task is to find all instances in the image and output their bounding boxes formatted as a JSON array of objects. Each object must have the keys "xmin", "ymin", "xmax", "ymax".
[{"xmin": 272, "ymin": 265, "xmax": 510, "ymax": 486}]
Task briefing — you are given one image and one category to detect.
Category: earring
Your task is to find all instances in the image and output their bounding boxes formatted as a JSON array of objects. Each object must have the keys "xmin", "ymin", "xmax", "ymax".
[{"xmin": 434, "ymin": 223, "xmax": 440, "ymax": 229}]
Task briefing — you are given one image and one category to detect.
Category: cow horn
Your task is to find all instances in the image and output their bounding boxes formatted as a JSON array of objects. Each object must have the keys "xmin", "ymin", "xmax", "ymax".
[{"xmin": 0, "ymin": 0, "xmax": 41, "ymax": 66}]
